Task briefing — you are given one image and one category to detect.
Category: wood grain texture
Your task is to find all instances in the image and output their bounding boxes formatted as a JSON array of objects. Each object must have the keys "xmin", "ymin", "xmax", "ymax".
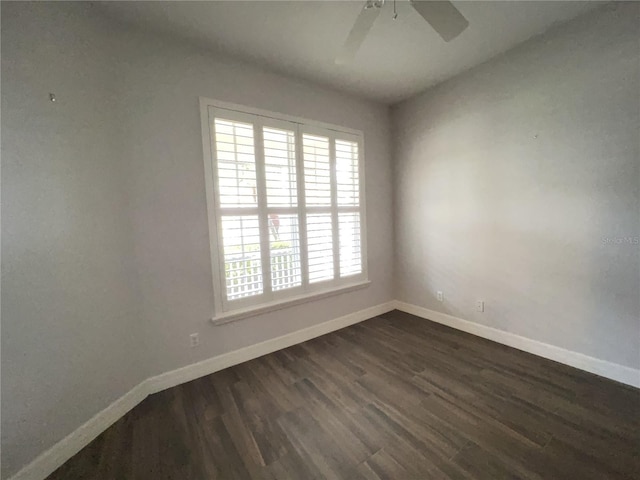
[{"xmin": 46, "ymin": 310, "xmax": 640, "ymax": 480}]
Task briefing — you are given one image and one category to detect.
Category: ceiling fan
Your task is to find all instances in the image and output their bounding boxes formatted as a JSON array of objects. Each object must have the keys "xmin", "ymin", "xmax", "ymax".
[{"xmin": 336, "ymin": 0, "xmax": 469, "ymax": 65}]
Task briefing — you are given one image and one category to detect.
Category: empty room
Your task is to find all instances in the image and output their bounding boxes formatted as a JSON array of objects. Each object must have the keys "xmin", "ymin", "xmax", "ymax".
[{"xmin": 1, "ymin": 1, "xmax": 639, "ymax": 479}]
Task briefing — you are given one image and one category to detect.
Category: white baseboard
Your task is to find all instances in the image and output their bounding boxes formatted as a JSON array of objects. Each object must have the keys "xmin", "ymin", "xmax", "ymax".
[
  {"xmin": 9, "ymin": 301, "xmax": 395, "ymax": 480},
  {"xmin": 10, "ymin": 299, "xmax": 638, "ymax": 480},
  {"xmin": 147, "ymin": 301, "xmax": 396, "ymax": 394},
  {"xmin": 9, "ymin": 380, "xmax": 151, "ymax": 480},
  {"xmin": 393, "ymin": 301, "xmax": 640, "ymax": 389}
]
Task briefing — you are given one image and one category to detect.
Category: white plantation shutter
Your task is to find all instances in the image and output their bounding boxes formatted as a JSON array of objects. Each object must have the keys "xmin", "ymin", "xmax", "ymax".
[
  {"xmin": 214, "ymin": 119, "xmax": 258, "ymax": 208},
  {"xmin": 339, "ymin": 212, "xmax": 362, "ymax": 277},
  {"xmin": 269, "ymin": 214, "xmax": 302, "ymax": 291},
  {"xmin": 336, "ymin": 140, "xmax": 359, "ymax": 207},
  {"xmin": 302, "ymin": 134, "xmax": 332, "ymax": 206},
  {"xmin": 220, "ymin": 216, "xmax": 263, "ymax": 300},
  {"xmin": 213, "ymin": 116, "xmax": 263, "ymax": 305},
  {"xmin": 203, "ymin": 101, "xmax": 366, "ymax": 317},
  {"xmin": 306, "ymin": 214, "xmax": 334, "ymax": 283},
  {"xmin": 335, "ymin": 138, "xmax": 362, "ymax": 278},
  {"xmin": 263, "ymin": 127, "xmax": 297, "ymax": 207},
  {"xmin": 261, "ymin": 125, "xmax": 303, "ymax": 294}
]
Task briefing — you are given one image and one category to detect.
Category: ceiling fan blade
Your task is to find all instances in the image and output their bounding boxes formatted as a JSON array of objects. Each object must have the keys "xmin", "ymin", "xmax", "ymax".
[
  {"xmin": 335, "ymin": 2, "xmax": 381, "ymax": 65},
  {"xmin": 410, "ymin": 0, "xmax": 469, "ymax": 42}
]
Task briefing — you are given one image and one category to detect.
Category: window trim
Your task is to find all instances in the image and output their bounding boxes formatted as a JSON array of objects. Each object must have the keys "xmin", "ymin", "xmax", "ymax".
[
  {"xmin": 210, "ymin": 280, "xmax": 371, "ymax": 325},
  {"xmin": 199, "ymin": 97, "xmax": 369, "ymax": 322}
]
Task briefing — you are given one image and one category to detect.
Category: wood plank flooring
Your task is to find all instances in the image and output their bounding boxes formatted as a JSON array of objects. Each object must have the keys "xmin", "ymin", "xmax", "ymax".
[{"xmin": 46, "ymin": 310, "xmax": 640, "ymax": 480}]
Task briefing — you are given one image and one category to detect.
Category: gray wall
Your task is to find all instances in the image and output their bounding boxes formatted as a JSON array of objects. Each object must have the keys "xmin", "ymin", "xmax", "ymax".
[
  {"xmin": 393, "ymin": 3, "xmax": 640, "ymax": 370},
  {"xmin": 1, "ymin": 2, "xmax": 394, "ymax": 477},
  {"xmin": 4, "ymin": 1, "xmax": 637, "ymax": 478},
  {"xmin": 113, "ymin": 19, "xmax": 394, "ymax": 379},
  {"xmin": 1, "ymin": 3, "xmax": 145, "ymax": 477}
]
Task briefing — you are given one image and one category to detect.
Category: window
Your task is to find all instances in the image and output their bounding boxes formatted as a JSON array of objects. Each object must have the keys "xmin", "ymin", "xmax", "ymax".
[{"xmin": 201, "ymin": 99, "xmax": 367, "ymax": 320}]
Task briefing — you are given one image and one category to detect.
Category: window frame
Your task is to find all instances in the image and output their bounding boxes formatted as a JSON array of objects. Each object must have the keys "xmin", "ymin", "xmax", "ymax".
[{"xmin": 200, "ymin": 97, "xmax": 369, "ymax": 323}]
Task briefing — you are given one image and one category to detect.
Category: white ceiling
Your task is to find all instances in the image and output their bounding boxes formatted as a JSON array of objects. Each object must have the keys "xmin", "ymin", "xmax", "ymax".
[{"xmin": 96, "ymin": 1, "xmax": 604, "ymax": 104}]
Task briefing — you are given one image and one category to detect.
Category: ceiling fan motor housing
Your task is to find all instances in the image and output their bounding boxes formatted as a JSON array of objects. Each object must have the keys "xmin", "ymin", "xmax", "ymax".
[{"xmin": 365, "ymin": 0, "xmax": 384, "ymax": 10}]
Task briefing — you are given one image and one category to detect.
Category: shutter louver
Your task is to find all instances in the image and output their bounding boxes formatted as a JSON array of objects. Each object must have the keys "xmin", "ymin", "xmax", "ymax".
[
  {"xmin": 221, "ymin": 216, "xmax": 263, "ymax": 300},
  {"xmin": 339, "ymin": 212, "xmax": 362, "ymax": 277},
  {"xmin": 307, "ymin": 214, "xmax": 334, "ymax": 283},
  {"xmin": 269, "ymin": 214, "xmax": 302, "ymax": 291},
  {"xmin": 263, "ymin": 127, "xmax": 297, "ymax": 207},
  {"xmin": 336, "ymin": 140, "xmax": 359, "ymax": 207},
  {"xmin": 214, "ymin": 119, "xmax": 258, "ymax": 208},
  {"xmin": 303, "ymin": 134, "xmax": 331, "ymax": 206}
]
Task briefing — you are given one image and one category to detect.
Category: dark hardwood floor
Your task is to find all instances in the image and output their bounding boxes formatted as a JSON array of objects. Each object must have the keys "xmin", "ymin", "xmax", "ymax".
[{"xmin": 47, "ymin": 310, "xmax": 640, "ymax": 480}]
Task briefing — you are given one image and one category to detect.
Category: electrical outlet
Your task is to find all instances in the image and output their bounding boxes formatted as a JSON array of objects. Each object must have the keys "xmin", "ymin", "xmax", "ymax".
[
  {"xmin": 189, "ymin": 333, "xmax": 200, "ymax": 347},
  {"xmin": 437, "ymin": 291, "xmax": 444, "ymax": 302},
  {"xmin": 476, "ymin": 300, "xmax": 484, "ymax": 312}
]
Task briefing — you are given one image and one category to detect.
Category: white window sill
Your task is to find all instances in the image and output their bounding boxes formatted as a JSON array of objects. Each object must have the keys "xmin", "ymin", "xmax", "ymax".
[{"xmin": 211, "ymin": 280, "xmax": 371, "ymax": 326}]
